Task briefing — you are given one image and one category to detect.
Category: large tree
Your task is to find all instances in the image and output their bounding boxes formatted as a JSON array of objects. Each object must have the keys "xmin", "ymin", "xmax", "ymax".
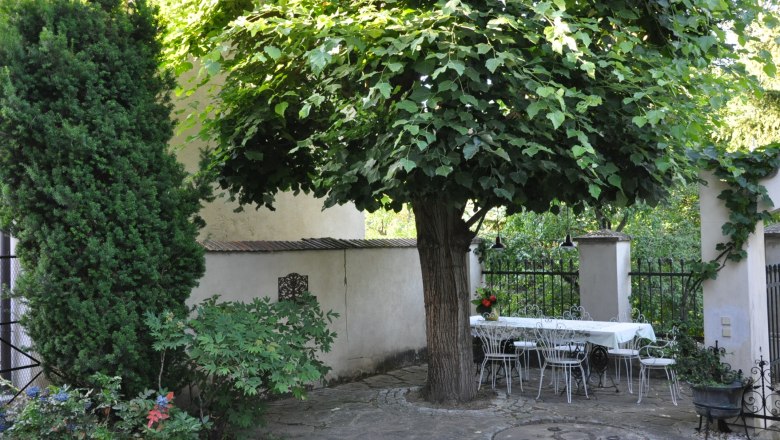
[
  {"xmin": 162, "ymin": 0, "xmax": 770, "ymax": 402},
  {"xmin": 0, "ymin": 0, "xmax": 207, "ymax": 394}
]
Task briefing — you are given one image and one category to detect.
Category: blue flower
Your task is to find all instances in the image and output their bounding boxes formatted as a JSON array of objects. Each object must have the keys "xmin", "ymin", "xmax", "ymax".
[
  {"xmin": 53, "ymin": 390, "xmax": 69, "ymax": 402},
  {"xmin": 25, "ymin": 386, "xmax": 40, "ymax": 398},
  {"xmin": 155, "ymin": 394, "xmax": 169, "ymax": 409},
  {"xmin": 0, "ymin": 421, "xmax": 6, "ymax": 432}
]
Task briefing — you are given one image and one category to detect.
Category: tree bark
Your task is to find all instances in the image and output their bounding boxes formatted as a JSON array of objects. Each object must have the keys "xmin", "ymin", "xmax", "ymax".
[{"xmin": 412, "ymin": 199, "xmax": 477, "ymax": 403}]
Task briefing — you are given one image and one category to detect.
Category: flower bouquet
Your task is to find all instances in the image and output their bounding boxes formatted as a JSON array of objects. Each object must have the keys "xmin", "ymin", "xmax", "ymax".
[{"xmin": 472, "ymin": 288, "xmax": 499, "ymax": 320}]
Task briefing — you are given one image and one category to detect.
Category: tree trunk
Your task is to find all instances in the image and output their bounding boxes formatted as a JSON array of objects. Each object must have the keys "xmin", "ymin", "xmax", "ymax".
[{"xmin": 412, "ymin": 199, "xmax": 477, "ymax": 403}]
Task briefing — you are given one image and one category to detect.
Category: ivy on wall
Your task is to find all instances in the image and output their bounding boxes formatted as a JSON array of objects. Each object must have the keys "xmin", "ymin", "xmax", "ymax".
[{"xmin": 691, "ymin": 143, "xmax": 780, "ymax": 280}]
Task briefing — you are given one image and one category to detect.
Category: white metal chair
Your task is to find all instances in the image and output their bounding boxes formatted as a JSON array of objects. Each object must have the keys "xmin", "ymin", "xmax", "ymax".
[
  {"xmin": 473, "ymin": 322, "xmax": 522, "ymax": 394},
  {"xmin": 513, "ymin": 305, "xmax": 543, "ymax": 380},
  {"xmin": 562, "ymin": 305, "xmax": 592, "ymax": 321},
  {"xmin": 608, "ymin": 309, "xmax": 647, "ymax": 393},
  {"xmin": 535, "ymin": 320, "xmax": 589, "ymax": 403},
  {"xmin": 556, "ymin": 306, "xmax": 592, "ymax": 354},
  {"xmin": 636, "ymin": 331, "xmax": 681, "ymax": 405}
]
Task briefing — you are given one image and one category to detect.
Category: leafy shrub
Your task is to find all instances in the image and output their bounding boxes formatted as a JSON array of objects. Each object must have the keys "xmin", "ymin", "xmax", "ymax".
[
  {"xmin": 146, "ymin": 292, "xmax": 338, "ymax": 439},
  {"xmin": 0, "ymin": 0, "xmax": 208, "ymax": 394},
  {"xmin": 0, "ymin": 374, "xmax": 206, "ymax": 439}
]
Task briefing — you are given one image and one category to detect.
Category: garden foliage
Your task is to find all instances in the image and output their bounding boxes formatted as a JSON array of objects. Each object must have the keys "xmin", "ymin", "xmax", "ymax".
[
  {"xmin": 1, "ymin": 374, "xmax": 205, "ymax": 439},
  {"xmin": 146, "ymin": 292, "xmax": 338, "ymax": 439},
  {"xmin": 0, "ymin": 0, "xmax": 207, "ymax": 394}
]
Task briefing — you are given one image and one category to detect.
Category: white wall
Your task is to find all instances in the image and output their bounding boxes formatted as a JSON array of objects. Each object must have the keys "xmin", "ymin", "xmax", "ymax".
[
  {"xmin": 170, "ymin": 68, "xmax": 365, "ymax": 242},
  {"xmin": 190, "ymin": 247, "xmax": 427, "ymax": 380}
]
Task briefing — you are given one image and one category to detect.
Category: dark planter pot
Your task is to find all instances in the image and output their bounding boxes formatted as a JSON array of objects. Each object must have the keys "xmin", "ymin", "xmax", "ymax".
[{"xmin": 691, "ymin": 381, "xmax": 746, "ymax": 419}]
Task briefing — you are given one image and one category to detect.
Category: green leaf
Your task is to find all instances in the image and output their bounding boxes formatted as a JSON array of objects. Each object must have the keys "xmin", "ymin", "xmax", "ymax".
[
  {"xmin": 607, "ymin": 174, "xmax": 622, "ymax": 188},
  {"xmin": 435, "ymin": 165, "xmax": 452, "ymax": 176},
  {"xmin": 264, "ymin": 46, "xmax": 282, "ymax": 60},
  {"xmin": 387, "ymin": 62, "xmax": 404, "ymax": 72},
  {"xmin": 536, "ymin": 86, "xmax": 556, "ymax": 98},
  {"xmin": 494, "ymin": 147, "xmax": 510, "ymax": 162},
  {"xmin": 396, "ymin": 100, "xmax": 418, "ymax": 113},
  {"xmin": 463, "ymin": 143, "xmax": 479, "ymax": 160},
  {"xmin": 308, "ymin": 49, "xmax": 330, "ymax": 73},
  {"xmin": 400, "ymin": 158, "xmax": 416, "ymax": 172},
  {"xmin": 571, "ymin": 145, "xmax": 587, "ymax": 157},
  {"xmin": 546, "ymin": 111, "xmax": 565, "ymax": 129},
  {"xmin": 376, "ymin": 82, "xmax": 392, "ymax": 99},
  {"xmin": 588, "ymin": 184, "xmax": 602, "ymax": 199},
  {"xmin": 527, "ymin": 101, "xmax": 545, "ymax": 119},
  {"xmin": 764, "ymin": 63, "xmax": 777, "ymax": 77},
  {"xmin": 447, "ymin": 60, "xmax": 465, "ymax": 76},
  {"xmin": 619, "ymin": 41, "xmax": 634, "ymax": 53},
  {"xmin": 580, "ymin": 61, "xmax": 595, "ymax": 78},
  {"xmin": 476, "ymin": 43, "xmax": 492, "ymax": 54},
  {"xmin": 274, "ymin": 102, "xmax": 289, "ymax": 117},
  {"xmin": 485, "ymin": 58, "xmax": 503, "ymax": 73},
  {"xmin": 632, "ymin": 115, "xmax": 647, "ymax": 128},
  {"xmin": 299, "ymin": 103, "xmax": 311, "ymax": 119}
]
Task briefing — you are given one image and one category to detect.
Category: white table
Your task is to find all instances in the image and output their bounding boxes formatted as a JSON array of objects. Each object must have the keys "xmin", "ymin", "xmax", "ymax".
[{"xmin": 470, "ymin": 316, "xmax": 656, "ymax": 350}]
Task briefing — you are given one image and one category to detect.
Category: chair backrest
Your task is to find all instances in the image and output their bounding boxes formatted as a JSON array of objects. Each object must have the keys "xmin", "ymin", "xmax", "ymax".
[
  {"xmin": 473, "ymin": 322, "xmax": 515, "ymax": 356},
  {"xmin": 518, "ymin": 304, "xmax": 543, "ymax": 318},
  {"xmin": 563, "ymin": 305, "xmax": 592, "ymax": 321},
  {"xmin": 610, "ymin": 307, "xmax": 647, "ymax": 323},
  {"xmin": 638, "ymin": 326, "xmax": 677, "ymax": 360},
  {"xmin": 535, "ymin": 320, "xmax": 579, "ymax": 362}
]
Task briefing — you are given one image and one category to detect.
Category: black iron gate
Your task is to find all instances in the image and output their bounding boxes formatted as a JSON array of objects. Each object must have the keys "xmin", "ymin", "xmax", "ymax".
[
  {"xmin": 0, "ymin": 245, "xmax": 44, "ymax": 405},
  {"xmin": 766, "ymin": 264, "xmax": 780, "ymax": 382}
]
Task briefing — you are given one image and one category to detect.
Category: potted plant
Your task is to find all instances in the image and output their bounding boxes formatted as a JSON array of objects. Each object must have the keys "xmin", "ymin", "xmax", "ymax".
[
  {"xmin": 472, "ymin": 288, "xmax": 499, "ymax": 320},
  {"xmin": 673, "ymin": 324, "xmax": 749, "ymax": 428}
]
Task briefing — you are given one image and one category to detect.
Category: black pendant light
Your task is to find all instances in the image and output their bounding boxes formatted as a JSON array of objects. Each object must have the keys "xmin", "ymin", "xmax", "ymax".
[
  {"xmin": 560, "ymin": 205, "xmax": 576, "ymax": 250},
  {"xmin": 491, "ymin": 208, "xmax": 505, "ymax": 250}
]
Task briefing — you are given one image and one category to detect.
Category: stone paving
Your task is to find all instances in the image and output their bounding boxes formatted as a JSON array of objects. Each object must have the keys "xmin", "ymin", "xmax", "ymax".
[{"xmin": 252, "ymin": 364, "xmax": 760, "ymax": 440}]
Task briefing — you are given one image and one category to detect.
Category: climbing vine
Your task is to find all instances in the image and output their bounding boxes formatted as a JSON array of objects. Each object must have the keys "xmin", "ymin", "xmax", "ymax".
[{"xmin": 691, "ymin": 143, "xmax": 780, "ymax": 280}]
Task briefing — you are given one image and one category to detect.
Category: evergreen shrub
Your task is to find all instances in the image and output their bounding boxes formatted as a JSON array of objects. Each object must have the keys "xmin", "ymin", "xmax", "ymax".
[{"xmin": 0, "ymin": 0, "xmax": 207, "ymax": 394}]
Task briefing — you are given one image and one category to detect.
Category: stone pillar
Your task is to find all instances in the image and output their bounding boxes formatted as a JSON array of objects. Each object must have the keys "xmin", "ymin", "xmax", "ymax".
[
  {"xmin": 765, "ymin": 224, "xmax": 780, "ymax": 266},
  {"xmin": 575, "ymin": 230, "xmax": 632, "ymax": 322},
  {"xmin": 700, "ymin": 171, "xmax": 772, "ymax": 375}
]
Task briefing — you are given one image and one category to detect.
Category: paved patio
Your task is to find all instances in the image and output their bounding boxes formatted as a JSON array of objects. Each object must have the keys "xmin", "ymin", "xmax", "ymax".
[{"xmin": 251, "ymin": 363, "xmax": 761, "ymax": 439}]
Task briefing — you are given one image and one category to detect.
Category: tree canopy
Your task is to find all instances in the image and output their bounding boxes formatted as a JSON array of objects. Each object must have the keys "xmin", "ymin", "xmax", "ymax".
[{"xmin": 161, "ymin": 0, "xmax": 773, "ymax": 402}]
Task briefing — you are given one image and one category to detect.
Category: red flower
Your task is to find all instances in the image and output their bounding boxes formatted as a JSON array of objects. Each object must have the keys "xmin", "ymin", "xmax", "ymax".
[
  {"xmin": 489, "ymin": 295, "xmax": 497, "ymax": 303},
  {"xmin": 481, "ymin": 298, "xmax": 491, "ymax": 307}
]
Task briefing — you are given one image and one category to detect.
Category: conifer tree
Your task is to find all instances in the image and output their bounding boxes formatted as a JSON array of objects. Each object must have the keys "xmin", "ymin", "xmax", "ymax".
[{"xmin": 0, "ymin": 0, "xmax": 206, "ymax": 394}]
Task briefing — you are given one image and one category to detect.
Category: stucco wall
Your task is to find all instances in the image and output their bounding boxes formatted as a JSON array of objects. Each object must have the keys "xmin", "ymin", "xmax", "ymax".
[
  {"xmin": 170, "ymin": 69, "xmax": 365, "ymax": 242},
  {"xmin": 190, "ymin": 248, "xmax": 427, "ymax": 380}
]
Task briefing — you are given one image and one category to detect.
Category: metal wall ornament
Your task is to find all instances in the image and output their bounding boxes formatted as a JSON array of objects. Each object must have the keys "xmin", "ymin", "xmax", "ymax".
[{"xmin": 278, "ymin": 272, "xmax": 309, "ymax": 303}]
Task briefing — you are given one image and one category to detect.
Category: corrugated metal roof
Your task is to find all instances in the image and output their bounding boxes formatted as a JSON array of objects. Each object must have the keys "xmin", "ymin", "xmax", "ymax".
[{"xmin": 201, "ymin": 238, "xmax": 418, "ymax": 252}]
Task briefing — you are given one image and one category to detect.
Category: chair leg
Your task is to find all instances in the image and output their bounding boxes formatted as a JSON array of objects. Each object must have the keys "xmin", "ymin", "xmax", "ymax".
[
  {"xmin": 504, "ymin": 358, "xmax": 512, "ymax": 395},
  {"xmin": 637, "ymin": 365, "xmax": 646, "ymax": 404},
  {"xmin": 626, "ymin": 357, "xmax": 634, "ymax": 394},
  {"xmin": 664, "ymin": 368, "xmax": 678, "ymax": 406},
  {"xmin": 579, "ymin": 363, "xmax": 589, "ymax": 399},
  {"xmin": 536, "ymin": 363, "xmax": 547, "ymax": 400},
  {"xmin": 478, "ymin": 359, "xmax": 488, "ymax": 390}
]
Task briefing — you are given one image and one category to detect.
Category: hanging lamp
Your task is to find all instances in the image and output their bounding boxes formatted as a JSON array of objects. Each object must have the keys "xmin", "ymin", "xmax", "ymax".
[{"xmin": 560, "ymin": 205, "xmax": 576, "ymax": 249}]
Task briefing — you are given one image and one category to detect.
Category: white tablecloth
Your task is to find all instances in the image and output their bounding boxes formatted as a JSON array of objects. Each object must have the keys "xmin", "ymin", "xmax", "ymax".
[{"xmin": 470, "ymin": 316, "xmax": 656, "ymax": 349}]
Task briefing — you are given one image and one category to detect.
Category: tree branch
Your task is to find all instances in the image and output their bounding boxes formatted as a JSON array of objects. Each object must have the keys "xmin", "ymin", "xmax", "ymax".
[{"xmin": 465, "ymin": 204, "xmax": 493, "ymax": 229}]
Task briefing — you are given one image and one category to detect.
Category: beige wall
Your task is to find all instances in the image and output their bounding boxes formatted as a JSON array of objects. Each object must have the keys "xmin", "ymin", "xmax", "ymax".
[
  {"xmin": 190, "ymin": 248, "xmax": 427, "ymax": 380},
  {"xmin": 170, "ymin": 70, "xmax": 365, "ymax": 242}
]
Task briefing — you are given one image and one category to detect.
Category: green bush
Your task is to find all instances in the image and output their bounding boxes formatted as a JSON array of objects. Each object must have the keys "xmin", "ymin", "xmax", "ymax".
[
  {"xmin": 1, "ymin": 374, "xmax": 206, "ymax": 439},
  {"xmin": 0, "ymin": 0, "xmax": 208, "ymax": 394},
  {"xmin": 146, "ymin": 292, "xmax": 338, "ymax": 439}
]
